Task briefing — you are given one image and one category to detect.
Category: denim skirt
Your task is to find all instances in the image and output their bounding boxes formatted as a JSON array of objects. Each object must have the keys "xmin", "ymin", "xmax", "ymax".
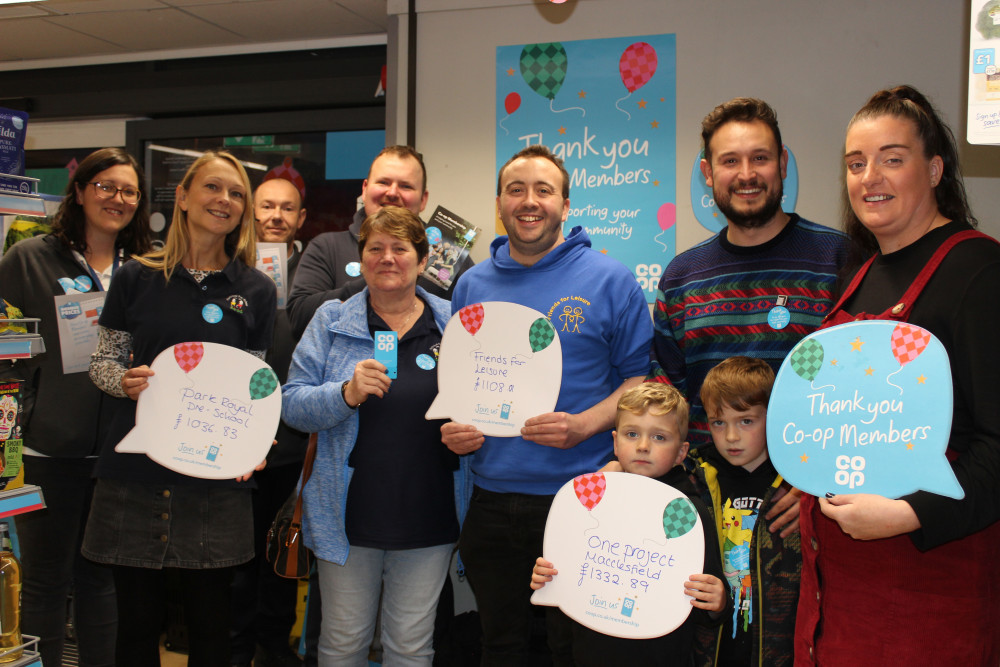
[{"xmin": 82, "ymin": 478, "xmax": 253, "ymax": 569}]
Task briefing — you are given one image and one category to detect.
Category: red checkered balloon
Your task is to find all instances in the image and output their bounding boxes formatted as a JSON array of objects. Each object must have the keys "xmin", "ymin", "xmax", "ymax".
[
  {"xmin": 573, "ymin": 472, "xmax": 606, "ymax": 511},
  {"xmin": 174, "ymin": 342, "xmax": 204, "ymax": 373},
  {"xmin": 619, "ymin": 42, "xmax": 657, "ymax": 93},
  {"xmin": 890, "ymin": 323, "xmax": 930, "ymax": 368},
  {"xmin": 459, "ymin": 303, "xmax": 485, "ymax": 336}
]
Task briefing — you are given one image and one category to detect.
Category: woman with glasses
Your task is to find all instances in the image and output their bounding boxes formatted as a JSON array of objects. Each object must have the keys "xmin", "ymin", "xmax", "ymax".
[
  {"xmin": 83, "ymin": 150, "xmax": 275, "ymax": 666},
  {"xmin": 0, "ymin": 147, "xmax": 151, "ymax": 667}
]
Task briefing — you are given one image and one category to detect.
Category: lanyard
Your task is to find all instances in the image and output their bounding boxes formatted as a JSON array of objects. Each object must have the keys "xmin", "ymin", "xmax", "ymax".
[{"xmin": 84, "ymin": 252, "xmax": 121, "ymax": 292}]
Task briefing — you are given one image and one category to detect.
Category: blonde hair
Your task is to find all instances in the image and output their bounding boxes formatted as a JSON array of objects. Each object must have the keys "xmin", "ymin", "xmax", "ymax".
[
  {"xmin": 136, "ymin": 150, "xmax": 256, "ymax": 280},
  {"xmin": 700, "ymin": 356, "xmax": 775, "ymax": 417},
  {"xmin": 616, "ymin": 383, "xmax": 689, "ymax": 441}
]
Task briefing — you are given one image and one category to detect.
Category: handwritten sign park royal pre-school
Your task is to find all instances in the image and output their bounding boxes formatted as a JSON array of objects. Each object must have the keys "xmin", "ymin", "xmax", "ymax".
[
  {"xmin": 531, "ymin": 472, "xmax": 705, "ymax": 639},
  {"xmin": 767, "ymin": 320, "xmax": 963, "ymax": 499},
  {"xmin": 426, "ymin": 302, "xmax": 561, "ymax": 436},
  {"xmin": 115, "ymin": 342, "xmax": 281, "ymax": 479}
]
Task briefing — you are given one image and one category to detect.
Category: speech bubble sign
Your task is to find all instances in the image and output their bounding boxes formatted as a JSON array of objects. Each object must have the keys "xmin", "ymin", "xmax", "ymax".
[
  {"xmin": 767, "ymin": 320, "xmax": 962, "ymax": 499},
  {"xmin": 531, "ymin": 472, "xmax": 704, "ymax": 639},
  {"xmin": 425, "ymin": 302, "xmax": 562, "ymax": 436},
  {"xmin": 115, "ymin": 342, "xmax": 281, "ymax": 479}
]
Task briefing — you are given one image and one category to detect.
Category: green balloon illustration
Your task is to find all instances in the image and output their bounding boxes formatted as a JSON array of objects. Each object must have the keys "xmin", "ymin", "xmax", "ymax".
[
  {"xmin": 520, "ymin": 42, "xmax": 568, "ymax": 101},
  {"xmin": 248, "ymin": 367, "xmax": 279, "ymax": 400},
  {"xmin": 528, "ymin": 317, "xmax": 555, "ymax": 353},
  {"xmin": 662, "ymin": 497, "xmax": 697, "ymax": 539},
  {"xmin": 790, "ymin": 338, "xmax": 824, "ymax": 382}
]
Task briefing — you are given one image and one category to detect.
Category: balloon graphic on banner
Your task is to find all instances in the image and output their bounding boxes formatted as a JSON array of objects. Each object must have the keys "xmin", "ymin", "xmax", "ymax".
[
  {"xmin": 619, "ymin": 42, "xmax": 657, "ymax": 93},
  {"xmin": 518, "ymin": 43, "xmax": 584, "ymax": 116},
  {"xmin": 174, "ymin": 342, "xmax": 205, "ymax": 374},
  {"xmin": 458, "ymin": 303, "xmax": 485, "ymax": 336},
  {"xmin": 248, "ymin": 367, "xmax": 279, "ymax": 400},
  {"xmin": 520, "ymin": 42, "xmax": 568, "ymax": 100},
  {"xmin": 654, "ymin": 202, "xmax": 676, "ymax": 251},
  {"xmin": 532, "ymin": 472, "xmax": 705, "ymax": 639},
  {"xmin": 790, "ymin": 339, "xmax": 824, "ymax": 383},
  {"xmin": 499, "ymin": 92, "xmax": 522, "ymax": 136},
  {"xmin": 505, "ymin": 92, "xmax": 521, "ymax": 114},
  {"xmin": 890, "ymin": 323, "xmax": 930, "ymax": 368},
  {"xmin": 661, "ymin": 497, "xmax": 697, "ymax": 539},
  {"xmin": 615, "ymin": 42, "xmax": 658, "ymax": 119},
  {"xmin": 426, "ymin": 302, "xmax": 562, "ymax": 436},
  {"xmin": 573, "ymin": 473, "xmax": 606, "ymax": 511},
  {"xmin": 528, "ymin": 317, "xmax": 555, "ymax": 353}
]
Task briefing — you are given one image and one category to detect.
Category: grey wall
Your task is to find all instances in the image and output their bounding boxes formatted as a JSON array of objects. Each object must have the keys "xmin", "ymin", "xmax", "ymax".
[{"xmin": 401, "ymin": 0, "xmax": 1000, "ymax": 262}]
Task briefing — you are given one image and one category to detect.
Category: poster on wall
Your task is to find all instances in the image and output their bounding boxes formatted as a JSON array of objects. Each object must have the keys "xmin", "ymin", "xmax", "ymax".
[
  {"xmin": 496, "ymin": 35, "xmax": 677, "ymax": 303},
  {"xmin": 968, "ymin": 0, "xmax": 1000, "ymax": 144}
]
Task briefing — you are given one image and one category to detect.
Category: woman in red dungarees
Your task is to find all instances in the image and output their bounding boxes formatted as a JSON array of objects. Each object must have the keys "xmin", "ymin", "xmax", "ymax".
[{"xmin": 795, "ymin": 86, "xmax": 1000, "ymax": 666}]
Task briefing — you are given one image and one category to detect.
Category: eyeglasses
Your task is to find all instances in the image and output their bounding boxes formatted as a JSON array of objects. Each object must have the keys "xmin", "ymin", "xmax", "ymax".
[{"xmin": 89, "ymin": 181, "xmax": 141, "ymax": 204}]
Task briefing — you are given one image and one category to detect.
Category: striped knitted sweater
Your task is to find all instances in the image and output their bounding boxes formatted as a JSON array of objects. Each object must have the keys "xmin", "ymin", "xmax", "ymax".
[{"xmin": 650, "ymin": 215, "xmax": 848, "ymax": 446}]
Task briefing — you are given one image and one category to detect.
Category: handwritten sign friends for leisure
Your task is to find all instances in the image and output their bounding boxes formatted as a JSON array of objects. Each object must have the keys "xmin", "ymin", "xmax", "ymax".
[
  {"xmin": 767, "ymin": 321, "xmax": 963, "ymax": 499},
  {"xmin": 531, "ymin": 472, "xmax": 704, "ymax": 639},
  {"xmin": 115, "ymin": 342, "xmax": 281, "ymax": 479},
  {"xmin": 426, "ymin": 302, "xmax": 561, "ymax": 436}
]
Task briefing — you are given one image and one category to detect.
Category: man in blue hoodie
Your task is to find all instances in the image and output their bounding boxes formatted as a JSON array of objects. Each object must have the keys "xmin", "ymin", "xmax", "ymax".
[{"xmin": 442, "ymin": 145, "xmax": 653, "ymax": 664}]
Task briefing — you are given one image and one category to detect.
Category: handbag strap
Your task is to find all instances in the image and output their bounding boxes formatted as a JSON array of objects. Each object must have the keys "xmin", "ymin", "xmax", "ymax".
[{"xmin": 291, "ymin": 433, "xmax": 318, "ymax": 525}]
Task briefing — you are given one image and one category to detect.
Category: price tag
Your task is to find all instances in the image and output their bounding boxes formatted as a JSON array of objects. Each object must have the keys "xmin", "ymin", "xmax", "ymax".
[{"xmin": 374, "ymin": 331, "xmax": 398, "ymax": 379}]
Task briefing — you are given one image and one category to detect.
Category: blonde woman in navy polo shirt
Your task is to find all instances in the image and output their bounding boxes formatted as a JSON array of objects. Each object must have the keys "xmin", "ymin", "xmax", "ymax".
[{"xmin": 84, "ymin": 150, "xmax": 276, "ymax": 667}]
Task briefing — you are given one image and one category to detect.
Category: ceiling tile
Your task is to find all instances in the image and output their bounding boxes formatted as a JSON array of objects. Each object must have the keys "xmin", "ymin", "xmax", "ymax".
[
  {"xmin": 0, "ymin": 17, "xmax": 128, "ymax": 60},
  {"xmin": 44, "ymin": 7, "xmax": 248, "ymax": 51},
  {"xmin": 182, "ymin": 0, "xmax": 385, "ymax": 40},
  {"xmin": 38, "ymin": 0, "xmax": 169, "ymax": 15},
  {"xmin": 0, "ymin": 5, "xmax": 51, "ymax": 20},
  {"xmin": 336, "ymin": 0, "xmax": 388, "ymax": 25}
]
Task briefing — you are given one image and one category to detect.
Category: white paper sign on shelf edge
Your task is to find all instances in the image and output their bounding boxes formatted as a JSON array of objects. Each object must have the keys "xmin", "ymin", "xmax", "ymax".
[
  {"xmin": 115, "ymin": 342, "xmax": 281, "ymax": 479},
  {"xmin": 531, "ymin": 472, "xmax": 704, "ymax": 639},
  {"xmin": 426, "ymin": 301, "xmax": 562, "ymax": 436}
]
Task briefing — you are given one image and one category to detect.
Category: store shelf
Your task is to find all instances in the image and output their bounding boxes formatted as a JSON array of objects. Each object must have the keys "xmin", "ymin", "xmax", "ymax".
[
  {"xmin": 0, "ymin": 634, "xmax": 40, "ymax": 666},
  {"xmin": 0, "ymin": 486, "xmax": 45, "ymax": 520},
  {"xmin": 0, "ymin": 319, "xmax": 44, "ymax": 360}
]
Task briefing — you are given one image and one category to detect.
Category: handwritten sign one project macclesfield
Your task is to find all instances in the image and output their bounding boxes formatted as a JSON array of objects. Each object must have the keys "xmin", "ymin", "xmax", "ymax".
[
  {"xmin": 115, "ymin": 342, "xmax": 281, "ymax": 479},
  {"xmin": 531, "ymin": 472, "xmax": 704, "ymax": 639},
  {"xmin": 766, "ymin": 320, "xmax": 963, "ymax": 499}
]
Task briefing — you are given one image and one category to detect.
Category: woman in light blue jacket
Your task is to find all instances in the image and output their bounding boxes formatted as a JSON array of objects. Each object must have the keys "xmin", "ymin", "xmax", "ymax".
[{"xmin": 282, "ymin": 206, "xmax": 469, "ymax": 666}]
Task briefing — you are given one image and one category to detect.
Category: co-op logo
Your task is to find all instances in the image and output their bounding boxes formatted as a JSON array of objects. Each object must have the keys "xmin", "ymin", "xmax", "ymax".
[
  {"xmin": 834, "ymin": 455, "xmax": 866, "ymax": 489},
  {"xmin": 635, "ymin": 264, "xmax": 662, "ymax": 293}
]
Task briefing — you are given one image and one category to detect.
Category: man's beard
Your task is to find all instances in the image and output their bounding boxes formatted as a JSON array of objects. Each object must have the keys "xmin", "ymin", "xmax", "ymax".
[{"xmin": 715, "ymin": 181, "xmax": 783, "ymax": 230}]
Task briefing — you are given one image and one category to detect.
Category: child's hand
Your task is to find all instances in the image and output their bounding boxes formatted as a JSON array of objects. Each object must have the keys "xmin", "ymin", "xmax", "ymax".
[
  {"xmin": 598, "ymin": 460, "xmax": 624, "ymax": 473},
  {"xmin": 530, "ymin": 557, "xmax": 558, "ymax": 590},
  {"xmin": 684, "ymin": 573, "xmax": 725, "ymax": 613}
]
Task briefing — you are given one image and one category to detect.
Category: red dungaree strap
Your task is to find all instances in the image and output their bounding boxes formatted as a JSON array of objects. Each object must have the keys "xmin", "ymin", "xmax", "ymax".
[{"xmin": 823, "ymin": 230, "xmax": 995, "ymax": 325}]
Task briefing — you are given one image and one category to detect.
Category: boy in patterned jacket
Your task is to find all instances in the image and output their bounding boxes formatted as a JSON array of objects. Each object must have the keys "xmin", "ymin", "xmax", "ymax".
[{"xmin": 690, "ymin": 357, "xmax": 801, "ymax": 667}]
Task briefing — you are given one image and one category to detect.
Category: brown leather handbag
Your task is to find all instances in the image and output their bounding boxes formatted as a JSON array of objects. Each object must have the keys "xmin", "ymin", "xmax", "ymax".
[{"xmin": 265, "ymin": 432, "xmax": 317, "ymax": 579}]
